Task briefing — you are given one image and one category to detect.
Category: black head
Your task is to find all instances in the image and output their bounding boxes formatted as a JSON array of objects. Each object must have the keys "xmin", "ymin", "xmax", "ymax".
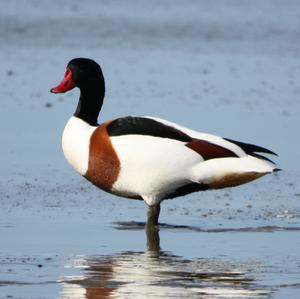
[
  {"xmin": 50, "ymin": 58, "xmax": 105, "ymax": 94},
  {"xmin": 51, "ymin": 58, "xmax": 105, "ymax": 126}
]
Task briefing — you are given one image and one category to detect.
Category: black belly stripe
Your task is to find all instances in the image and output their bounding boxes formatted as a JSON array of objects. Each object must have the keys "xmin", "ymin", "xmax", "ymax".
[
  {"xmin": 164, "ymin": 182, "xmax": 209, "ymax": 199},
  {"xmin": 106, "ymin": 116, "xmax": 192, "ymax": 142}
]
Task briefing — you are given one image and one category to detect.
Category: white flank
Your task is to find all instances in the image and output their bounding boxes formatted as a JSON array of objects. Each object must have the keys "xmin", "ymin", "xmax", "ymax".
[
  {"xmin": 62, "ymin": 116, "xmax": 96, "ymax": 175},
  {"xmin": 111, "ymin": 135, "xmax": 203, "ymax": 205}
]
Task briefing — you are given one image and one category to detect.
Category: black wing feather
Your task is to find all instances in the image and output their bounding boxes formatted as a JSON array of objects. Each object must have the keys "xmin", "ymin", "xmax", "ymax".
[
  {"xmin": 224, "ymin": 138, "xmax": 277, "ymax": 156},
  {"xmin": 107, "ymin": 116, "xmax": 192, "ymax": 142}
]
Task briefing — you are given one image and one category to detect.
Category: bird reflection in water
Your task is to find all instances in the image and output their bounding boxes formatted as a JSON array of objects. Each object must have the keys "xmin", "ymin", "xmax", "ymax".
[{"xmin": 59, "ymin": 227, "xmax": 270, "ymax": 299}]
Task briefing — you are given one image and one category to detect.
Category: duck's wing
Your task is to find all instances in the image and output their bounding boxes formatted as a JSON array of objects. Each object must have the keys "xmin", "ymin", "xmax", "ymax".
[
  {"xmin": 106, "ymin": 116, "xmax": 243, "ymax": 159},
  {"xmin": 107, "ymin": 116, "xmax": 277, "ymax": 161},
  {"xmin": 144, "ymin": 116, "xmax": 277, "ymax": 162}
]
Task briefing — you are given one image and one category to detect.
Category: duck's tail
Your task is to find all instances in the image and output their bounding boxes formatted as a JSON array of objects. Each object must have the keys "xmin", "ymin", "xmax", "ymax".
[{"xmin": 191, "ymin": 155, "xmax": 276, "ymax": 189}]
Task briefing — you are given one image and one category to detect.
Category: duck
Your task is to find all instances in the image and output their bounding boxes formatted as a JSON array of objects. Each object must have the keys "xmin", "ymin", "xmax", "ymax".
[{"xmin": 50, "ymin": 58, "xmax": 277, "ymax": 227}]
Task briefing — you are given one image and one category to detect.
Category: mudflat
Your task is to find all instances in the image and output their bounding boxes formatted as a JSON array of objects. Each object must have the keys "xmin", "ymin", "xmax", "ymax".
[{"xmin": 1, "ymin": 1, "xmax": 300, "ymax": 298}]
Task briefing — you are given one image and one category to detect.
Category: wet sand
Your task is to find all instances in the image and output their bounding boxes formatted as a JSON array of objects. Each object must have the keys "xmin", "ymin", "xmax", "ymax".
[{"xmin": 1, "ymin": 1, "xmax": 300, "ymax": 298}]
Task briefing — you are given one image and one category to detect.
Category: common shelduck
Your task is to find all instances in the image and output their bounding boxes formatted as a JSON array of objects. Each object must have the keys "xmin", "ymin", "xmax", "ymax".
[{"xmin": 50, "ymin": 58, "xmax": 277, "ymax": 226}]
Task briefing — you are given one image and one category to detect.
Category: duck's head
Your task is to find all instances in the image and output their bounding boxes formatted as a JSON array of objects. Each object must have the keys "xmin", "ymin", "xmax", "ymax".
[
  {"xmin": 50, "ymin": 58, "xmax": 105, "ymax": 126},
  {"xmin": 50, "ymin": 58, "xmax": 105, "ymax": 94}
]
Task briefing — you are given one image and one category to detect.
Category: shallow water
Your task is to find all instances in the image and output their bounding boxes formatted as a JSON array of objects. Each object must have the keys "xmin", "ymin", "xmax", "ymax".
[
  {"xmin": 1, "ymin": 1, "xmax": 300, "ymax": 298},
  {"xmin": 1, "ymin": 171, "xmax": 300, "ymax": 298},
  {"xmin": 0, "ymin": 215, "xmax": 298, "ymax": 299}
]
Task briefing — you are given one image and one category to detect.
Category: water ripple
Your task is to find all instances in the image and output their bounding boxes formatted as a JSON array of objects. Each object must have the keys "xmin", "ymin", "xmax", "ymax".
[{"xmin": 114, "ymin": 221, "xmax": 300, "ymax": 233}]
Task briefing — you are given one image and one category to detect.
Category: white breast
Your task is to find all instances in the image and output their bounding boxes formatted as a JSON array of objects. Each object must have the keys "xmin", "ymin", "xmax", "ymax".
[{"xmin": 62, "ymin": 116, "xmax": 96, "ymax": 175}]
